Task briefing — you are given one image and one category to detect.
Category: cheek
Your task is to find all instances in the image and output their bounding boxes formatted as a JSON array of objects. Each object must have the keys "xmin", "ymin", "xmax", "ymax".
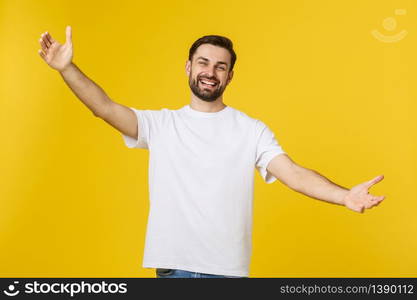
[
  {"xmin": 192, "ymin": 70, "xmax": 201, "ymax": 80},
  {"xmin": 220, "ymin": 75, "xmax": 229, "ymax": 84},
  {"xmin": 190, "ymin": 71, "xmax": 198, "ymax": 81}
]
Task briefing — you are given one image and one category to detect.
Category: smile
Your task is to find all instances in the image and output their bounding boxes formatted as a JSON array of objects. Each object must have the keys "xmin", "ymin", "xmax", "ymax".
[{"xmin": 199, "ymin": 79, "xmax": 218, "ymax": 89}]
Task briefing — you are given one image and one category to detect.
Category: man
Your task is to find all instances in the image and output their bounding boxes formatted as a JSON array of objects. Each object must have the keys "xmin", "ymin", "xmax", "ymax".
[{"xmin": 38, "ymin": 26, "xmax": 386, "ymax": 278}]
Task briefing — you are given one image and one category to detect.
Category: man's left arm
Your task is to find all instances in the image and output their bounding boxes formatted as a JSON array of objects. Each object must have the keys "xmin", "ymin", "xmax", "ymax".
[{"xmin": 266, "ymin": 154, "xmax": 386, "ymax": 213}]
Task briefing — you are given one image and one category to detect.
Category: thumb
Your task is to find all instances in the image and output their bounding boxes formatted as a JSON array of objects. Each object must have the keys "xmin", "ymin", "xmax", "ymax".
[
  {"xmin": 364, "ymin": 174, "xmax": 384, "ymax": 189},
  {"xmin": 65, "ymin": 25, "xmax": 72, "ymax": 44}
]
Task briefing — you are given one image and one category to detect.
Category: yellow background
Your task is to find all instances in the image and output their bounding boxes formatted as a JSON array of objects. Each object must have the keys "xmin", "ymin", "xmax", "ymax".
[{"xmin": 1, "ymin": 0, "xmax": 416, "ymax": 277}]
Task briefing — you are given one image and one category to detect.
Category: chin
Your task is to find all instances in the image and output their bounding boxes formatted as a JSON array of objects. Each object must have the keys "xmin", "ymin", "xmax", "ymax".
[
  {"xmin": 199, "ymin": 98, "xmax": 217, "ymax": 102},
  {"xmin": 196, "ymin": 91, "xmax": 221, "ymax": 102}
]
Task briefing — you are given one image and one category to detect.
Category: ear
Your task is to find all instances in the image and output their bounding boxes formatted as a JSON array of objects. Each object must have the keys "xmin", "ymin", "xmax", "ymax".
[
  {"xmin": 185, "ymin": 60, "xmax": 191, "ymax": 76},
  {"xmin": 226, "ymin": 70, "xmax": 234, "ymax": 85}
]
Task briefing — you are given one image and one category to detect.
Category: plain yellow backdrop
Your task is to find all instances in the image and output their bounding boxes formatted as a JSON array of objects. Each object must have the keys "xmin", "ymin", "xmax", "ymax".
[{"xmin": 1, "ymin": 0, "xmax": 416, "ymax": 277}]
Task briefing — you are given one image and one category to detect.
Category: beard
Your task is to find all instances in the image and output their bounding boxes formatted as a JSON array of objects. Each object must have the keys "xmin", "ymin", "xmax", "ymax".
[{"xmin": 188, "ymin": 74, "xmax": 227, "ymax": 102}]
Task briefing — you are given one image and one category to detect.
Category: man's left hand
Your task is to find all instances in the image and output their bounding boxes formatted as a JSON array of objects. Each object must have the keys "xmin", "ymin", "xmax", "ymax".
[{"xmin": 343, "ymin": 175, "xmax": 386, "ymax": 213}]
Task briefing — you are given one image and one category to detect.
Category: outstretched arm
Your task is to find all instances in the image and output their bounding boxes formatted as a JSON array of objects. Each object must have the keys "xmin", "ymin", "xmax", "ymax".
[
  {"xmin": 266, "ymin": 154, "xmax": 386, "ymax": 213},
  {"xmin": 38, "ymin": 26, "xmax": 138, "ymax": 140}
]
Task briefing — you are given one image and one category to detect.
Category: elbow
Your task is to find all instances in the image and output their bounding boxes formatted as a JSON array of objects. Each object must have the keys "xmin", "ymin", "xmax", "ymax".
[
  {"xmin": 92, "ymin": 97, "xmax": 113, "ymax": 119},
  {"xmin": 92, "ymin": 102, "xmax": 110, "ymax": 119},
  {"xmin": 93, "ymin": 110, "xmax": 102, "ymax": 118}
]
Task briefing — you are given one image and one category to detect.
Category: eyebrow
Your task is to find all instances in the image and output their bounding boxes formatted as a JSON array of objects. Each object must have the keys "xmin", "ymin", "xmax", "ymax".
[{"xmin": 196, "ymin": 56, "xmax": 228, "ymax": 67}]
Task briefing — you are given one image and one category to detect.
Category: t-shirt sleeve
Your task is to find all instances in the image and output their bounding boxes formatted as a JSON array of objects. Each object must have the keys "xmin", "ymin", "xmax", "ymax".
[
  {"xmin": 121, "ymin": 107, "xmax": 162, "ymax": 149},
  {"xmin": 255, "ymin": 120, "xmax": 286, "ymax": 184}
]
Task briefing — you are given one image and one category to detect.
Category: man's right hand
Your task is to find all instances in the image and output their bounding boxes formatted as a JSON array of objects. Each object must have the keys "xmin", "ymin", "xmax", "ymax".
[
  {"xmin": 38, "ymin": 26, "xmax": 138, "ymax": 139},
  {"xmin": 38, "ymin": 26, "xmax": 73, "ymax": 72}
]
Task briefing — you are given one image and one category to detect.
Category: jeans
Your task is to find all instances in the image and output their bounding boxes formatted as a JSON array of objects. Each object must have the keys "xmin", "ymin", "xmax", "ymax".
[{"xmin": 155, "ymin": 268, "xmax": 246, "ymax": 278}]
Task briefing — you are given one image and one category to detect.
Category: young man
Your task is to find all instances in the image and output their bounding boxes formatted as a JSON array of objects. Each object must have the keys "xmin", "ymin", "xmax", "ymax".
[{"xmin": 38, "ymin": 26, "xmax": 386, "ymax": 278}]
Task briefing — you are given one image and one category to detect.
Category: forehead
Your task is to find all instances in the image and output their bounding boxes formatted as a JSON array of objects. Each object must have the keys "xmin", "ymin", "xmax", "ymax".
[{"xmin": 193, "ymin": 44, "xmax": 231, "ymax": 65}]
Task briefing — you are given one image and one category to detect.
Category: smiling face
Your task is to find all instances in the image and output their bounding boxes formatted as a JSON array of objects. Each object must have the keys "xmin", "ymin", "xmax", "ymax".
[{"xmin": 186, "ymin": 44, "xmax": 234, "ymax": 102}]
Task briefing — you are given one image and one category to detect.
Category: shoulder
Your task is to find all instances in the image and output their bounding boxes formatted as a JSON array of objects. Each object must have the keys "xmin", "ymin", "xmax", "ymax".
[
  {"xmin": 227, "ymin": 107, "xmax": 272, "ymax": 138},
  {"xmin": 228, "ymin": 106, "xmax": 262, "ymax": 125},
  {"xmin": 131, "ymin": 106, "xmax": 179, "ymax": 119}
]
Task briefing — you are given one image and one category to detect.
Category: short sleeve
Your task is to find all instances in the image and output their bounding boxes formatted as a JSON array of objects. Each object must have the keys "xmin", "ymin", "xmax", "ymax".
[
  {"xmin": 121, "ymin": 107, "xmax": 163, "ymax": 149},
  {"xmin": 255, "ymin": 120, "xmax": 286, "ymax": 184}
]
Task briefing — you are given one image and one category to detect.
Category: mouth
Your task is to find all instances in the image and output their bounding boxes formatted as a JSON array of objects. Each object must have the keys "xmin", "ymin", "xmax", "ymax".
[{"xmin": 199, "ymin": 78, "xmax": 218, "ymax": 89}]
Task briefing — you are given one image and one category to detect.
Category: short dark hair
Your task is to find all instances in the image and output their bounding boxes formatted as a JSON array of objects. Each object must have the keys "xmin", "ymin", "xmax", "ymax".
[{"xmin": 188, "ymin": 35, "xmax": 237, "ymax": 72}]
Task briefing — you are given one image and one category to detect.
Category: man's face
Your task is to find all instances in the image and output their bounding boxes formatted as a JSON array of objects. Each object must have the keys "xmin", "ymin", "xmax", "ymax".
[{"xmin": 186, "ymin": 44, "xmax": 234, "ymax": 102}]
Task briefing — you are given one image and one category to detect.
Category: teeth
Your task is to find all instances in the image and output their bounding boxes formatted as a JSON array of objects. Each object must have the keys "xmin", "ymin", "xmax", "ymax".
[{"xmin": 201, "ymin": 80, "xmax": 216, "ymax": 86}]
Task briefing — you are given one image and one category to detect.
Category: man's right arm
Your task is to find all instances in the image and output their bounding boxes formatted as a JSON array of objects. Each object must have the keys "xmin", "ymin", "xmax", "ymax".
[
  {"xmin": 38, "ymin": 26, "xmax": 138, "ymax": 140},
  {"xmin": 59, "ymin": 63, "xmax": 138, "ymax": 139}
]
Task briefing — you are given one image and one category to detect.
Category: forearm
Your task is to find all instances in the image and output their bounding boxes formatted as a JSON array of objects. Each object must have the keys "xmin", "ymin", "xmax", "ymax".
[
  {"xmin": 292, "ymin": 167, "xmax": 349, "ymax": 206},
  {"xmin": 59, "ymin": 63, "xmax": 111, "ymax": 117}
]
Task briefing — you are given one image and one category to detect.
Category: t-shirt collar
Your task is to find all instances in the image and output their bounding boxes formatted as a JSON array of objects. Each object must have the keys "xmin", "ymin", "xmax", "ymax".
[{"xmin": 183, "ymin": 104, "xmax": 231, "ymax": 118}]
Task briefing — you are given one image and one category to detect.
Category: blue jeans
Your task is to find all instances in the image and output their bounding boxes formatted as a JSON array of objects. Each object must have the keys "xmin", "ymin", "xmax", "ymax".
[{"xmin": 155, "ymin": 268, "xmax": 246, "ymax": 278}]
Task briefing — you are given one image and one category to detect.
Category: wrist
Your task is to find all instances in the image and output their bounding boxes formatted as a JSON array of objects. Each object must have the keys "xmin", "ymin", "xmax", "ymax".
[
  {"xmin": 59, "ymin": 62, "xmax": 74, "ymax": 74},
  {"xmin": 340, "ymin": 189, "xmax": 350, "ymax": 206}
]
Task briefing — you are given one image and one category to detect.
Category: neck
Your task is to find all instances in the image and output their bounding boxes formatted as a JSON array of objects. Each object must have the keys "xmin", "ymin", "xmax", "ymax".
[{"xmin": 189, "ymin": 96, "xmax": 226, "ymax": 113}]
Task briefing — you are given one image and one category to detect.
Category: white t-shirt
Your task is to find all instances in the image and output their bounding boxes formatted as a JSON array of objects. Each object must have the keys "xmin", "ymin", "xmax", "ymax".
[{"xmin": 122, "ymin": 104, "xmax": 286, "ymax": 277}]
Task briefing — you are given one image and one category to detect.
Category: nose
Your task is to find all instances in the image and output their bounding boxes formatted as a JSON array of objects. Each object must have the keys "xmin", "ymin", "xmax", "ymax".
[
  {"xmin": 203, "ymin": 69, "xmax": 214, "ymax": 79},
  {"xmin": 201, "ymin": 65, "xmax": 217, "ymax": 79}
]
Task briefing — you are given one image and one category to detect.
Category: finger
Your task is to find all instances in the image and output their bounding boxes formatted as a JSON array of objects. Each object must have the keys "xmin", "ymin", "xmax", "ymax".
[
  {"xmin": 369, "ymin": 199, "xmax": 383, "ymax": 209},
  {"xmin": 377, "ymin": 195, "xmax": 385, "ymax": 201},
  {"xmin": 365, "ymin": 175, "xmax": 384, "ymax": 189},
  {"xmin": 38, "ymin": 49, "xmax": 46, "ymax": 60},
  {"xmin": 370, "ymin": 195, "xmax": 385, "ymax": 202},
  {"xmin": 365, "ymin": 203, "xmax": 373, "ymax": 209},
  {"xmin": 41, "ymin": 33, "xmax": 51, "ymax": 47},
  {"xmin": 45, "ymin": 31, "xmax": 55, "ymax": 45},
  {"xmin": 65, "ymin": 25, "xmax": 72, "ymax": 44},
  {"xmin": 366, "ymin": 196, "xmax": 385, "ymax": 209},
  {"xmin": 375, "ymin": 198, "xmax": 384, "ymax": 206},
  {"xmin": 39, "ymin": 38, "xmax": 48, "ymax": 52}
]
